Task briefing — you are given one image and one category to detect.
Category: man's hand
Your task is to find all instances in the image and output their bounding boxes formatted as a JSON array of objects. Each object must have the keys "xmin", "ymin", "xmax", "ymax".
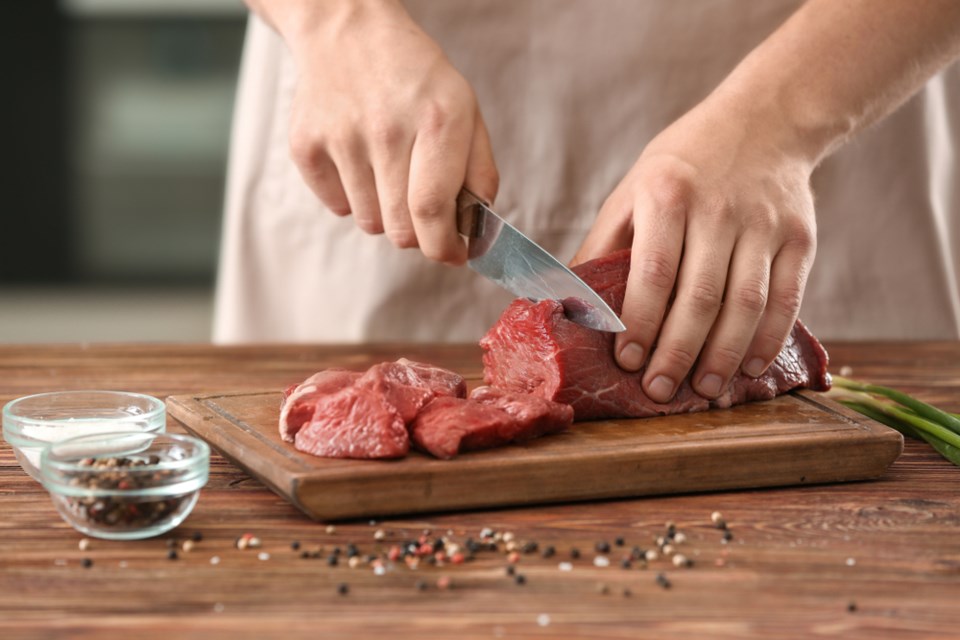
[
  {"xmin": 259, "ymin": 0, "xmax": 499, "ymax": 265},
  {"xmin": 573, "ymin": 98, "xmax": 817, "ymax": 403}
]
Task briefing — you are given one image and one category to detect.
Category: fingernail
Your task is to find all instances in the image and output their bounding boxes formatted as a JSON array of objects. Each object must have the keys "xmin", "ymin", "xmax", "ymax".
[
  {"xmin": 699, "ymin": 373, "xmax": 723, "ymax": 397},
  {"xmin": 648, "ymin": 375, "xmax": 675, "ymax": 402},
  {"xmin": 618, "ymin": 343, "xmax": 645, "ymax": 371},
  {"xmin": 744, "ymin": 358, "xmax": 766, "ymax": 378}
]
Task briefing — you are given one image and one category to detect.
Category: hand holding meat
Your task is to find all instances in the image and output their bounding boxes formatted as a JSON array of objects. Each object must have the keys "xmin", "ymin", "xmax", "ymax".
[
  {"xmin": 260, "ymin": 0, "xmax": 499, "ymax": 264},
  {"xmin": 573, "ymin": 96, "xmax": 817, "ymax": 405}
]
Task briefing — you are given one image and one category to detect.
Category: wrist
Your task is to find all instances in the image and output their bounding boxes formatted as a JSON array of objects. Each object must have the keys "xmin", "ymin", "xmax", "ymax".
[
  {"xmin": 260, "ymin": 0, "xmax": 407, "ymax": 62},
  {"xmin": 706, "ymin": 73, "xmax": 847, "ymax": 171}
]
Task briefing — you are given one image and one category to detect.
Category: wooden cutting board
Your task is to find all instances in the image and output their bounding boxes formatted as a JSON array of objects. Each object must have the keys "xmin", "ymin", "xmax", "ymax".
[{"xmin": 167, "ymin": 387, "xmax": 902, "ymax": 521}]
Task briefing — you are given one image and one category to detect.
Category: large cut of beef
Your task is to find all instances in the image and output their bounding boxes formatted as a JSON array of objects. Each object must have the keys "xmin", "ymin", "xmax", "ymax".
[
  {"xmin": 410, "ymin": 386, "xmax": 574, "ymax": 459},
  {"xmin": 284, "ymin": 359, "xmax": 466, "ymax": 459},
  {"xmin": 480, "ymin": 249, "xmax": 831, "ymax": 421}
]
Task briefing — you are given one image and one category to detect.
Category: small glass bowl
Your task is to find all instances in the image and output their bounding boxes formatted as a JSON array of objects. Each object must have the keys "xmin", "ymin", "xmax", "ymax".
[
  {"xmin": 2, "ymin": 390, "xmax": 166, "ymax": 481},
  {"xmin": 40, "ymin": 432, "xmax": 210, "ymax": 540}
]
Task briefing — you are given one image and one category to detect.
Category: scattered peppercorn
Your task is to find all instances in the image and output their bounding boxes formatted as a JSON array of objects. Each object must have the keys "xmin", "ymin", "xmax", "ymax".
[
  {"xmin": 631, "ymin": 546, "xmax": 644, "ymax": 560},
  {"xmin": 416, "ymin": 580, "xmax": 428, "ymax": 591},
  {"xmin": 337, "ymin": 583, "xmax": 349, "ymax": 595},
  {"xmin": 327, "ymin": 554, "xmax": 339, "ymax": 567},
  {"xmin": 515, "ymin": 574, "xmax": 527, "ymax": 585},
  {"xmin": 570, "ymin": 548, "xmax": 581, "ymax": 559},
  {"xmin": 620, "ymin": 558, "xmax": 632, "ymax": 569},
  {"xmin": 167, "ymin": 550, "xmax": 178, "ymax": 561},
  {"xmin": 595, "ymin": 541, "xmax": 611, "ymax": 554},
  {"xmin": 622, "ymin": 588, "xmax": 632, "ymax": 597},
  {"xmin": 437, "ymin": 576, "xmax": 452, "ymax": 590},
  {"xmin": 506, "ymin": 565, "xmax": 516, "ymax": 576},
  {"xmin": 291, "ymin": 540, "xmax": 301, "ymax": 551},
  {"xmin": 847, "ymin": 601, "xmax": 857, "ymax": 613},
  {"xmin": 655, "ymin": 573, "xmax": 671, "ymax": 589},
  {"xmin": 614, "ymin": 537, "xmax": 625, "ymax": 547},
  {"xmin": 78, "ymin": 538, "xmax": 91, "ymax": 551},
  {"xmin": 191, "ymin": 531, "xmax": 203, "ymax": 542},
  {"xmin": 722, "ymin": 530, "xmax": 733, "ymax": 543},
  {"xmin": 81, "ymin": 558, "xmax": 93, "ymax": 568},
  {"xmin": 300, "ymin": 551, "xmax": 310, "ymax": 559},
  {"xmin": 346, "ymin": 544, "xmax": 359, "ymax": 558},
  {"xmin": 541, "ymin": 546, "xmax": 556, "ymax": 558}
]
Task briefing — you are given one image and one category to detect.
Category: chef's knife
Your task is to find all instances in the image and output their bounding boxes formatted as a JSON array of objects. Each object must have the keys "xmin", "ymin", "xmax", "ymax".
[{"xmin": 456, "ymin": 188, "xmax": 626, "ymax": 333}]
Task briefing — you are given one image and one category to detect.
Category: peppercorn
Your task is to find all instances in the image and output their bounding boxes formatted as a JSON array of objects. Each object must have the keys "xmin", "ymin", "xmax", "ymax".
[
  {"xmin": 191, "ymin": 531, "xmax": 203, "ymax": 542},
  {"xmin": 631, "ymin": 546, "xmax": 644, "ymax": 560},
  {"xmin": 465, "ymin": 538, "xmax": 480, "ymax": 554},
  {"xmin": 167, "ymin": 550, "xmax": 178, "ymax": 561},
  {"xmin": 337, "ymin": 583, "xmax": 349, "ymax": 595},
  {"xmin": 291, "ymin": 540, "xmax": 301, "ymax": 551},
  {"xmin": 515, "ymin": 574, "xmax": 526, "ymax": 585},
  {"xmin": 541, "ymin": 545, "xmax": 556, "ymax": 558},
  {"xmin": 655, "ymin": 573, "xmax": 671, "ymax": 589},
  {"xmin": 522, "ymin": 541, "xmax": 538, "ymax": 554},
  {"xmin": 346, "ymin": 544, "xmax": 359, "ymax": 558},
  {"xmin": 847, "ymin": 601, "xmax": 857, "ymax": 613},
  {"xmin": 614, "ymin": 537, "xmax": 625, "ymax": 547},
  {"xmin": 300, "ymin": 551, "xmax": 310, "ymax": 559},
  {"xmin": 81, "ymin": 558, "xmax": 93, "ymax": 568},
  {"xmin": 722, "ymin": 530, "xmax": 733, "ymax": 543},
  {"xmin": 327, "ymin": 554, "xmax": 339, "ymax": 567},
  {"xmin": 620, "ymin": 558, "xmax": 632, "ymax": 569},
  {"xmin": 595, "ymin": 541, "xmax": 611, "ymax": 554},
  {"xmin": 506, "ymin": 565, "xmax": 516, "ymax": 576},
  {"xmin": 570, "ymin": 548, "xmax": 581, "ymax": 559},
  {"xmin": 416, "ymin": 580, "xmax": 428, "ymax": 591}
]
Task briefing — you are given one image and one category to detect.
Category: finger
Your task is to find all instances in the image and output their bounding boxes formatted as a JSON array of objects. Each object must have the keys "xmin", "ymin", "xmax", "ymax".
[
  {"xmin": 337, "ymin": 161, "xmax": 383, "ymax": 234},
  {"xmin": 692, "ymin": 234, "xmax": 771, "ymax": 398},
  {"xmin": 641, "ymin": 219, "xmax": 737, "ymax": 403},
  {"xmin": 463, "ymin": 112, "xmax": 500, "ymax": 205},
  {"xmin": 741, "ymin": 237, "xmax": 814, "ymax": 377},
  {"xmin": 291, "ymin": 144, "xmax": 351, "ymax": 216},
  {"xmin": 613, "ymin": 187, "xmax": 687, "ymax": 373},
  {"xmin": 570, "ymin": 188, "xmax": 633, "ymax": 267},
  {"xmin": 370, "ymin": 133, "xmax": 417, "ymax": 249},
  {"xmin": 407, "ymin": 110, "xmax": 473, "ymax": 265}
]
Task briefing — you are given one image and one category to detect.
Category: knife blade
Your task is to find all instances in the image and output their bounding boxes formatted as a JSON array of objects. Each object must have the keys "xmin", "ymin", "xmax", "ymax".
[{"xmin": 456, "ymin": 189, "xmax": 626, "ymax": 333}]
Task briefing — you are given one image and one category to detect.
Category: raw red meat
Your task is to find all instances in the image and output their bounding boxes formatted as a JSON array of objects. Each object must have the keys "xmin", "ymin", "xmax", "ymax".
[
  {"xmin": 410, "ymin": 387, "xmax": 573, "ymax": 459},
  {"xmin": 357, "ymin": 358, "xmax": 467, "ymax": 422},
  {"xmin": 294, "ymin": 386, "xmax": 409, "ymax": 459},
  {"xmin": 282, "ymin": 360, "xmax": 466, "ymax": 459},
  {"xmin": 480, "ymin": 249, "xmax": 831, "ymax": 420},
  {"xmin": 279, "ymin": 369, "xmax": 361, "ymax": 442}
]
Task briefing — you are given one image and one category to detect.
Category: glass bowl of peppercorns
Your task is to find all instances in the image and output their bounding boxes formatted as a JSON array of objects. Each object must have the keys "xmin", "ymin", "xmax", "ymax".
[{"xmin": 39, "ymin": 431, "xmax": 209, "ymax": 540}]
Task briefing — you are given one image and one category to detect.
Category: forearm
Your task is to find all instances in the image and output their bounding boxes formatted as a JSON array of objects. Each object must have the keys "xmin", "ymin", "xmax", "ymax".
[
  {"xmin": 708, "ymin": 0, "xmax": 960, "ymax": 165},
  {"xmin": 243, "ymin": 0, "xmax": 410, "ymax": 59}
]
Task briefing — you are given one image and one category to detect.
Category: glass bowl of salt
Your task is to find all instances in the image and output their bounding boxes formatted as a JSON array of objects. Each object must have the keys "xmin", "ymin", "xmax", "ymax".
[{"xmin": 2, "ymin": 390, "xmax": 166, "ymax": 482}]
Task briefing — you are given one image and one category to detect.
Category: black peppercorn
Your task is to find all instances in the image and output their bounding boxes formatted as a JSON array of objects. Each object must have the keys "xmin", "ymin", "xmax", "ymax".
[
  {"xmin": 81, "ymin": 558, "xmax": 93, "ymax": 568},
  {"xmin": 515, "ymin": 574, "xmax": 526, "ymax": 585},
  {"xmin": 167, "ymin": 550, "xmax": 178, "ymax": 561},
  {"xmin": 337, "ymin": 583, "xmax": 349, "ymax": 595},
  {"xmin": 595, "ymin": 541, "xmax": 611, "ymax": 554},
  {"xmin": 291, "ymin": 540, "xmax": 301, "ymax": 551}
]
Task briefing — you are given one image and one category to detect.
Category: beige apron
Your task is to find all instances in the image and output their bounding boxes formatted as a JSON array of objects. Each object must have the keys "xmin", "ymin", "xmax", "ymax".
[{"xmin": 214, "ymin": 0, "xmax": 960, "ymax": 343}]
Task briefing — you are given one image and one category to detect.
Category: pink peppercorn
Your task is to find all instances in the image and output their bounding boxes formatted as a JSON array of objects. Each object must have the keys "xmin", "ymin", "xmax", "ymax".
[
  {"xmin": 388, "ymin": 546, "xmax": 401, "ymax": 562},
  {"xmin": 451, "ymin": 552, "xmax": 465, "ymax": 565},
  {"xmin": 508, "ymin": 551, "xmax": 521, "ymax": 564}
]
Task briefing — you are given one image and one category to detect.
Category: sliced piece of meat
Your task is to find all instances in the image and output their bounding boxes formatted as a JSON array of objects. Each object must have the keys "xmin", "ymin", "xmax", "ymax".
[
  {"xmin": 410, "ymin": 388, "xmax": 573, "ymax": 460},
  {"xmin": 294, "ymin": 385, "xmax": 408, "ymax": 459},
  {"xmin": 356, "ymin": 359, "xmax": 466, "ymax": 422},
  {"xmin": 480, "ymin": 249, "xmax": 831, "ymax": 421},
  {"xmin": 279, "ymin": 369, "xmax": 362, "ymax": 442}
]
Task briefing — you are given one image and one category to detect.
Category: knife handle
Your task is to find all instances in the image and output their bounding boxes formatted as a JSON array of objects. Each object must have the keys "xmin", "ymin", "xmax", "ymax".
[{"xmin": 456, "ymin": 188, "xmax": 486, "ymax": 238}]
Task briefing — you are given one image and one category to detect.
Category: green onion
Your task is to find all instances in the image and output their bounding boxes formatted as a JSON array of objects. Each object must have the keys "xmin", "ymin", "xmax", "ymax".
[{"xmin": 827, "ymin": 376, "xmax": 960, "ymax": 467}]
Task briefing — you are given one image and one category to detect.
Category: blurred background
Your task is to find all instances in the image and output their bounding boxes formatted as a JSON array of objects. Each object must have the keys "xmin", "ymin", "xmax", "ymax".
[{"xmin": 2, "ymin": 0, "xmax": 247, "ymax": 342}]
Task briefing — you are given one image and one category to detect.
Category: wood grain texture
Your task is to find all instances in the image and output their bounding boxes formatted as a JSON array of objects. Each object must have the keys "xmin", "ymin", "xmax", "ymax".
[
  {"xmin": 1, "ymin": 342, "xmax": 959, "ymax": 639},
  {"xmin": 167, "ymin": 389, "xmax": 901, "ymax": 520}
]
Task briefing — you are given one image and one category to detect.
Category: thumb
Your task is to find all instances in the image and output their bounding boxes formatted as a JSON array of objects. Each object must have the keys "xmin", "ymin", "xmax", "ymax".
[{"xmin": 463, "ymin": 110, "xmax": 500, "ymax": 205}]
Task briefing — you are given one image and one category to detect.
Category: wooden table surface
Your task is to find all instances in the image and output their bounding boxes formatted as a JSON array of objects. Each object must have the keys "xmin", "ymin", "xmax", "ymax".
[{"xmin": 1, "ymin": 342, "xmax": 958, "ymax": 639}]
